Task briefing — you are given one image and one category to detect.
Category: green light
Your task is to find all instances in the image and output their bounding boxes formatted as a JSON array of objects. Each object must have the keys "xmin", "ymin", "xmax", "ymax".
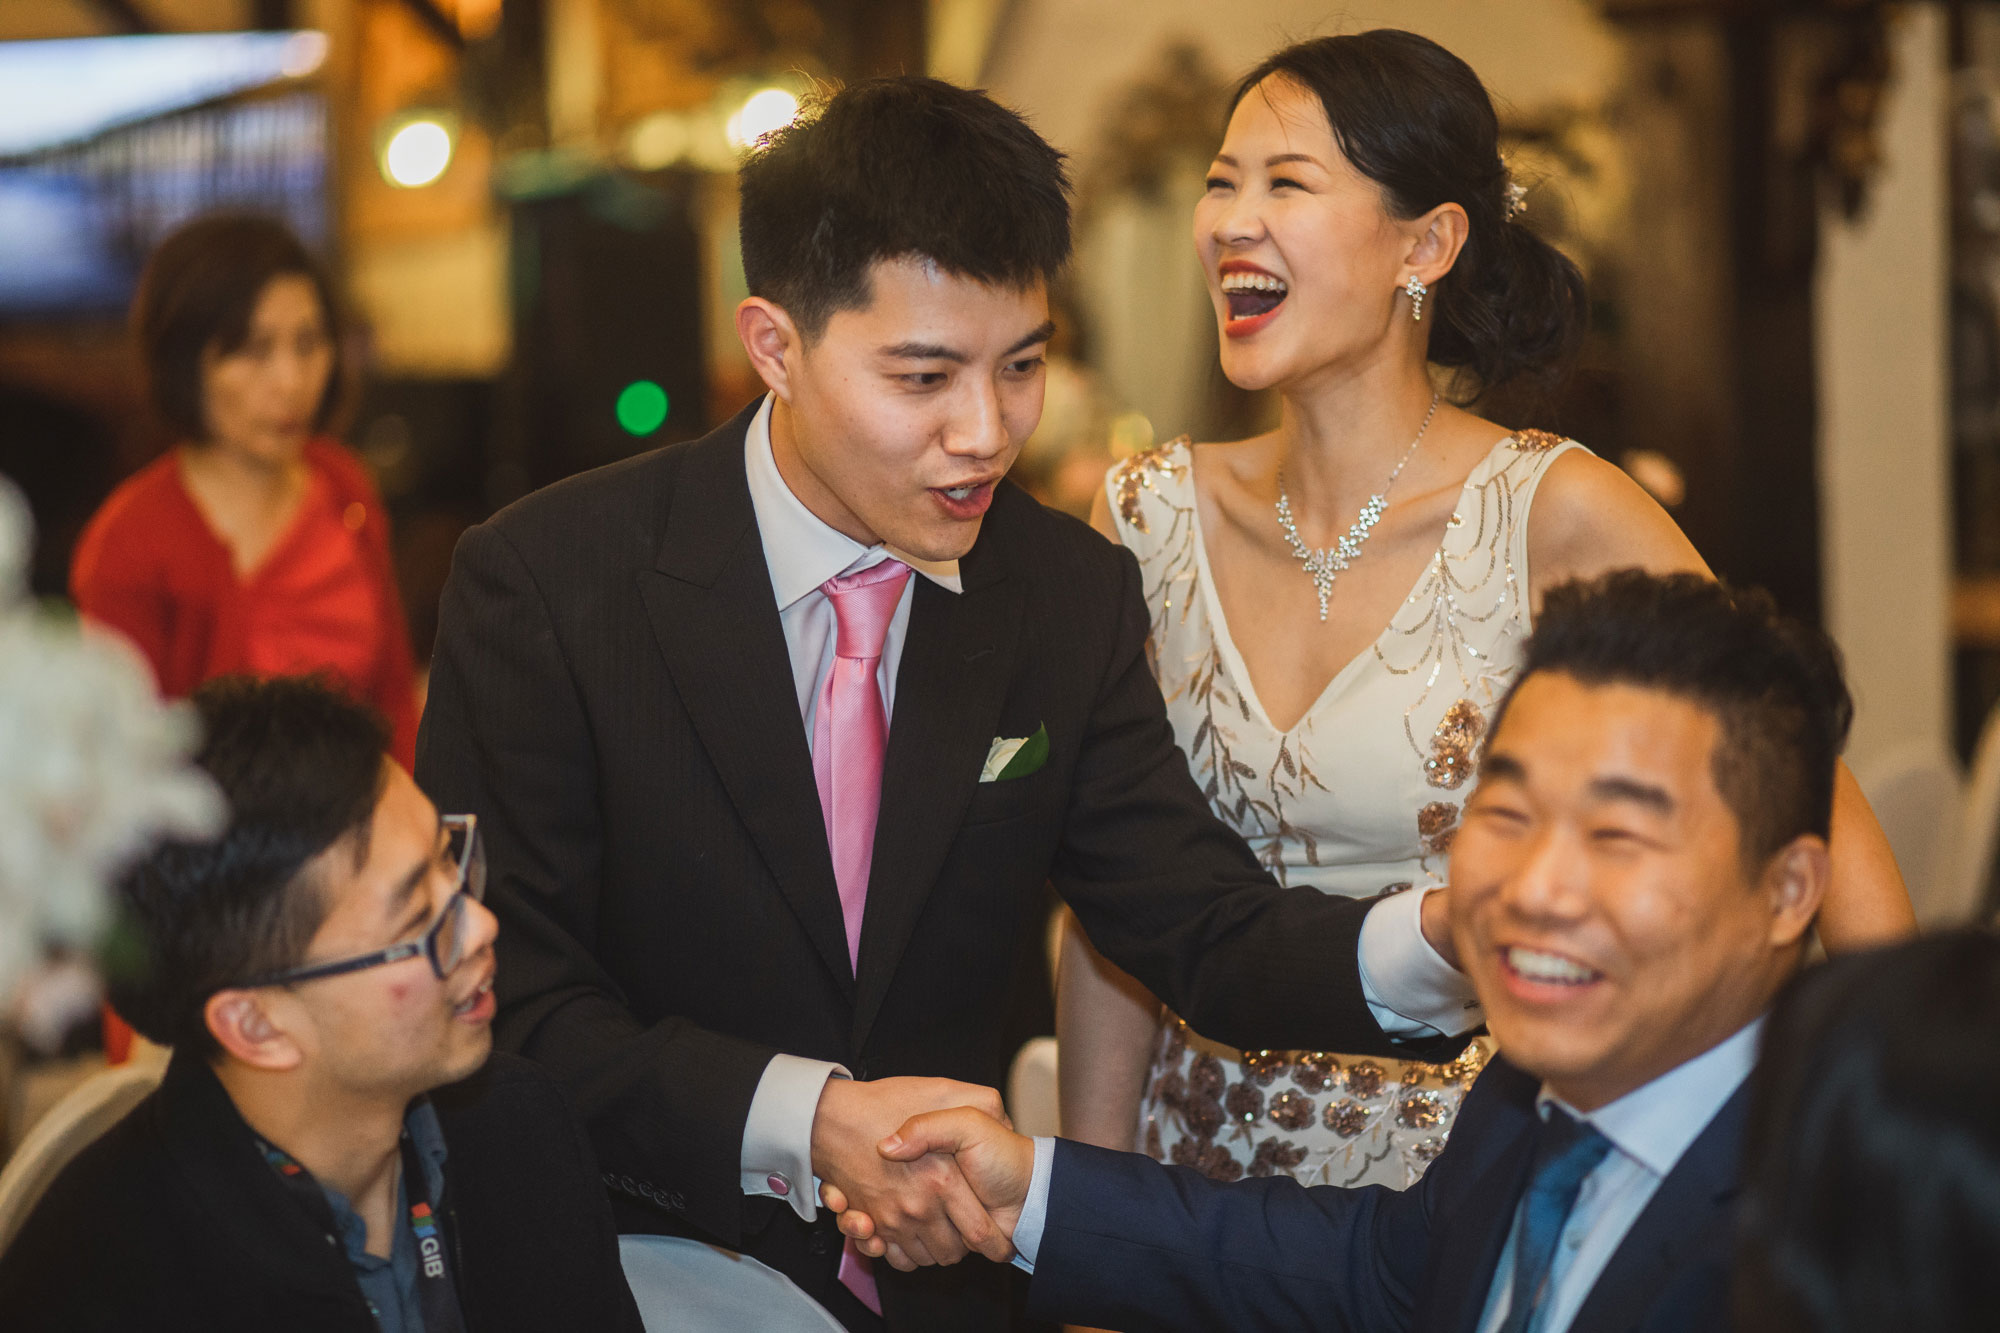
[{"xmin": 616, "ymin": 380, "xmax": 669, "ymax": 436}]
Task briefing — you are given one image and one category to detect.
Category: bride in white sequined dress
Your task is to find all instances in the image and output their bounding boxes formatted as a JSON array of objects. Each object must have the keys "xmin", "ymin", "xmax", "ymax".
[{"xmin": 1057, "ymin": 29, "xmax": 1916, "ymax": 1194}]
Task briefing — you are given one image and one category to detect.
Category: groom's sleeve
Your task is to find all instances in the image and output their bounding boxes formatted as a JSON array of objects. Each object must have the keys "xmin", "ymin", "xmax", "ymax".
[
  {"xmin": 1361, "ymin": 887, "xmax": 1484, "ymax": 1038},
  {"xmin": 1052, "ymin": 548, "xmax": 1472, "ymax": 1060},
  {"xmin": 419, "ymin": 519, "xmax": 782, "ymax": 1248}
]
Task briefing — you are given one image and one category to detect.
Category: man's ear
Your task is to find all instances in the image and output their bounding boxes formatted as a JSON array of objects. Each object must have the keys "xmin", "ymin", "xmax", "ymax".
[
  {"xmin": 736, "ymin": 297, "xmax": 801, "ymax": 401},
  {"xmin": 1760, "ymin": 835, "xmax": 1832, "ymax": 949},
  {"xmin": 1404, "ymin": 201, "xmax": 1470, "ymax": 289},
  {"xmin": 205, "ymin": 989, "xmax": 305, "ymax": 1073}
]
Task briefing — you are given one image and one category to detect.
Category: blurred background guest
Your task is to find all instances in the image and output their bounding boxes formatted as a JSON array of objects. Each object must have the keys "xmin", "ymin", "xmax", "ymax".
[
  {"xmin": 1735, "ymin": 928, "xmax": 2000, "ymax": 1333},
  {"xmin": 69, "ymin": 215, "xmax": 419, "ymax": 772},
  {"xmin": 67, "ymin": 214, "xmax": 418, "ymax": 1065}
]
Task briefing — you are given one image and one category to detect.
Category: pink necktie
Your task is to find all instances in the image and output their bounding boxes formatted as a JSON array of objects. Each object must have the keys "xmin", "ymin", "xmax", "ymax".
[
  {"xmin": 812, "ymin": 557, "xmax": 910, "ymax": 1319},
  {"xmin": 813, "ymin": 558, "xmax": 911, "ymax": 971}
]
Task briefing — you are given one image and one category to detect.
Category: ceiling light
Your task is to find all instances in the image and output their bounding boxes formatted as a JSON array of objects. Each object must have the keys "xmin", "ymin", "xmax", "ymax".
[
  {"xmin": 382, "ymin": 117, "xmax": 453, "ymax": 188},
  {"xmin": 726, "ymin": 88, "xmax": 799, "ymax": 151}
]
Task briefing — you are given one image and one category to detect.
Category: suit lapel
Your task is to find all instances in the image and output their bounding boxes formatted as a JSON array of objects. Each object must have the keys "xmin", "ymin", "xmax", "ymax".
[
  {"xmin": 1424, "ymin": 1121, "xmax": 1539, "ymax": 1333},
  {"xmin": 639, "ymin": 412, "xmax": 854, "ymax": 994},
  {"xmin": 1566, "ymin": 1083, "xmax": 1749, "ymax": 1333},
  {"xmin": 850, "ymin": 520, "xmax": 1024, "ymax": 1050}
]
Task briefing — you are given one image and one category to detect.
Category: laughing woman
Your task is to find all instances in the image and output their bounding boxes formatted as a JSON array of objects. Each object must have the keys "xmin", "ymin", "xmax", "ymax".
[{"xmin": 1058, "ymin": 29, "xmax": 1915, "ymax": 1189}]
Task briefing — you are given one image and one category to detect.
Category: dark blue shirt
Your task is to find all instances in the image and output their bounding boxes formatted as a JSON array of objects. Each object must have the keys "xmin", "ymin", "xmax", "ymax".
[{"xmin": 311, "ymin": 1101, "xmax": 450, "ymax": 1333}]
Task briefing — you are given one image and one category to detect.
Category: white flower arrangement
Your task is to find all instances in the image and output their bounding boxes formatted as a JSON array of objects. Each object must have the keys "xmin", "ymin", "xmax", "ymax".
[{"xmin": 0, "ymin": 475, "xmax": 224, "ymax": 1001}]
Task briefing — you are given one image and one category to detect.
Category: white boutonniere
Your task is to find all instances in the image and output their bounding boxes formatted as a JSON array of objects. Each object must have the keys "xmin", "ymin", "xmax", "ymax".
[{"xmin": 979, "ymin": 724, "xmax": 1048, "ymax": 783}]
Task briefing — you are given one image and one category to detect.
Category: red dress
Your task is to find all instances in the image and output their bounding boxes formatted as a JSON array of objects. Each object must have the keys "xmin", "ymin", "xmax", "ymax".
[
  {"xmin": 74, "ymin": 442, "xmax": 420, "ymax": 1063},
  {"xmin": 71, "ymin": 440, "xmax": 420, "ymax": 769}
]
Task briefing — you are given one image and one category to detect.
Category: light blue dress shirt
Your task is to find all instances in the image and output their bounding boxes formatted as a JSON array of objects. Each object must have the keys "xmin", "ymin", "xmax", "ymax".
[
  {"xmin": 1472, "ymin": 1018, "xmax": 1760, "ymax": 1333},
  {"xmin": 1012, "ymin": 1014, "xmax": 1762, "ymax": 1325}
]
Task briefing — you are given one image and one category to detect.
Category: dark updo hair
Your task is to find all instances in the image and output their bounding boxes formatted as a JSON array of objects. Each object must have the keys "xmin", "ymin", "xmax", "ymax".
[
  {"xmin": 1734, "ymin": 929, "xmax": 2000, "ymax": 1332},
  {"xmin": 131, "ymin": 213, "xmax": 345, "ymax": 443},
  {"xmin": 1231, "ymin": 30, "xmax": 1587, "ymax": 397}
]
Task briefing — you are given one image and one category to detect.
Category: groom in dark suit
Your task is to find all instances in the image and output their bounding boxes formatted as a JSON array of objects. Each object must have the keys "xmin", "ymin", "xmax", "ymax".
[
  {"xmin": 416, "ymin": 77, "xmax": 1478, "ymax": 1330},
  {"xmin": 839, "ymin": 572, "xmax": 1849, "ymax": 1332}
]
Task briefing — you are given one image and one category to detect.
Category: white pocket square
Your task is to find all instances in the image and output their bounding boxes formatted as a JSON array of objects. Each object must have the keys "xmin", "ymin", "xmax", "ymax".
[
  {"xmin": 980, "ymin": 737, "xmax": 1030, "ymax": 782},
  {"xmin": 979, "ymin": 724, "xmax": 1048, "ymax": 783}
]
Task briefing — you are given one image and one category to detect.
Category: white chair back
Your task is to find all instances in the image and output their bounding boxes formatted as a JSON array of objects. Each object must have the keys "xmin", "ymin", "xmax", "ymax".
[
  {"xmin": 617, "ymin": 1233, "xmax": 844, "ymax": 1332},
  {"xmin": 0, "ymin": 1046, "xmax": 166, "ymax": 1254},
  {"xmin": 1006, "ymin": 1035, "xmax": 1060, "ymax": 1139},
  {"xmin": 1858, "ymin": 744, "xmax": 1965, "ymax": 926},
  {"xmin": 1953, "ymin": 698, "xmax": 2000, "ymax": 922}
]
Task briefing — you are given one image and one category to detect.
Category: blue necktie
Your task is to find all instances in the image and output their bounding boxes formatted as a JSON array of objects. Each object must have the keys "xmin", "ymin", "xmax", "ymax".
[{"xmin": 1497, "ymin": 1106, "xmax": 1613, "ymax": 1333}]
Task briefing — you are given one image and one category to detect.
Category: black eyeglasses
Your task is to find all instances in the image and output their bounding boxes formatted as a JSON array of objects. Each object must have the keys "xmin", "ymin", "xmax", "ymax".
[{"xmin": 245, "ymin": 814, "xmax": 487, "ymax": 988}]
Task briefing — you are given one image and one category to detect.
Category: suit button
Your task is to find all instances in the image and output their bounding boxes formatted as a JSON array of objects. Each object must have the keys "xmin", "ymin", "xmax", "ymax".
[
  {"xmin": 767, "ymin": 1173, "xmax": 792, "ymax": 1197},
  {"xmin": 809, "ymin": 1233, "xmax": 832, "ymax": 1256}
]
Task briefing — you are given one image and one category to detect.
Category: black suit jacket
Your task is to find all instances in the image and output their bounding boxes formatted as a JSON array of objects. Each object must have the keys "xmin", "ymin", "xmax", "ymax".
[
  {"xmin": 1030, "ymin": 1055, "xmax": 1748, "ymax": 1332},
  {"xmin": 415, "ymin": 400, "xmax": 1464, "ymax": 1326},
  {"xmin": 0, "ymin": 1053, "xmax": 643, "ymax": 1332}
]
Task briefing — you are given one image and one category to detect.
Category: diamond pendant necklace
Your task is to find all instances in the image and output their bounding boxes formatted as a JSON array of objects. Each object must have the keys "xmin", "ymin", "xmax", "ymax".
[{"xmin": 1275, "ymin": 390, "xmax": 1441, "ymax": 622}]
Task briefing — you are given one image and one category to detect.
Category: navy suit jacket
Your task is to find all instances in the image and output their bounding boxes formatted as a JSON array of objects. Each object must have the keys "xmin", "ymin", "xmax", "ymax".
[{"xmin": 1029, "ymin": 1055, "xmax": 1748, "ymax": 1333}]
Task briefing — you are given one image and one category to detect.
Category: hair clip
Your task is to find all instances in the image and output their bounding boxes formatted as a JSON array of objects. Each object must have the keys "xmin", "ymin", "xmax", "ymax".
[{"xmin": 1504, "ymin": 180, "xmax": 1528, "ymax": 221}]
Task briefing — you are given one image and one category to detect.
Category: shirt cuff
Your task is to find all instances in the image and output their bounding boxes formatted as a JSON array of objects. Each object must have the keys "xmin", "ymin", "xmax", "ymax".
[
  {"xmin": 1010, "ymin": 1136, "xmax": 1057, "ymax": 1273},
  {"xmin": 1358, "ymin": 887, "xmax": 1482, "ymax": 1039},
  {"xmin": 740, "ymin": 1054, "xmax": 850, "ymax": 1222}
]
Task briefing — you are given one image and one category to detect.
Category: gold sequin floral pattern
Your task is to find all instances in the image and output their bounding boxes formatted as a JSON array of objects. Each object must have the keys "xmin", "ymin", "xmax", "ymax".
[
  {"xmin": 1344, "ymin": 1061, "xmax": 1386, "ymax": 1100},
  {"xmin": 1110, "ymin": 444, "xmax": 1189, "ymax": 536},
  {"xmin": 1418, "ymin": 802, "xmax": 1460, "ymax": 857},
  {"xmin": 1113, "ymin": 434, "xmax": 1570, "ymax": 1191},
  {"xmin": 1424, "ymin": 699, "xmax": 1487, "ymax": 790},
  {"xmin": 1239, "ymin": 1050, "xmax": 1289, "ymax": 1085},
  {"xmin": 1291, "ymin": 1053, "xmax": 1339, "ymax": 1093},
  {"xmin": 1395, "ymin": 1090, "xmax": 1448, "ymax": 1131},
  {"xmin": 1323, "ymin": 1100, "xmax": 1372, "ymax": 1138},
  {"xmin": 1249, "ymin": 1138, "xmax": 1309, "ymax": 1178},
  {"xmin": 1268, "ymin": 1090, "xmax": 1317, "ymax": 1132},
  {"xmin": 1140, "ymin": 1019, "xmax": 1499, "ymax": 1188}
]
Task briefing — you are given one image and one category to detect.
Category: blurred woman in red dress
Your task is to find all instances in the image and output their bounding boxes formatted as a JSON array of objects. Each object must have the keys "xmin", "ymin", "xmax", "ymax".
[
  {"xmin": 72, "ymin": 216, "xmax": 418, "ymax": 1059},
  {"xmin": 72, "ymin": 215, "xmax": 418, "ymax": 768}
]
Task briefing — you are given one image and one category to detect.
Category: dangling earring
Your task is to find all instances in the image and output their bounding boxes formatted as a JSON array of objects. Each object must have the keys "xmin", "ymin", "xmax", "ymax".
[{"xmin": 1404, "ymin": 274, "xmax": 1428, "ymax": 323}]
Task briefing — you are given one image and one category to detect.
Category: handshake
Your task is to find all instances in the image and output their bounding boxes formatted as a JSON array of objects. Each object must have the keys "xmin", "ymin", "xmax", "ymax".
[{"xmin": 809, "ymin": 1076, "xmax": 1038, "ymax": 1271}]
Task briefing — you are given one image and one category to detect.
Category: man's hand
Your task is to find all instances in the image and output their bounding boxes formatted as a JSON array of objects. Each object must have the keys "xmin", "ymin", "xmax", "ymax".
[
  {"xmin": 1419, "ymin": 886, "xmax": 1462, "ymax": 971},
  {"xmin": 826, "ymin": 1107, "xmax": 1035, "ymax": 1270},
  {"xmin": 809, "ymin": 1077, "xmax": 1015, "ymax": 1270}
]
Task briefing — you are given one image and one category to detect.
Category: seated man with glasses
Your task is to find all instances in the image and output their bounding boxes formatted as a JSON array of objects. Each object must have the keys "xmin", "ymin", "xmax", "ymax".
[{"xmin": 0, "ymin": 676, "xmax": 643, "ymax": 1332}]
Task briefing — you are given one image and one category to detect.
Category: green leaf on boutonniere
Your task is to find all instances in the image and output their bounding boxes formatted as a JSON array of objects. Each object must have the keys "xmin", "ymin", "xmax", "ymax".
[{"xmin": 994, "ymin": 723, "xmax": 1048, "ymax": 782}]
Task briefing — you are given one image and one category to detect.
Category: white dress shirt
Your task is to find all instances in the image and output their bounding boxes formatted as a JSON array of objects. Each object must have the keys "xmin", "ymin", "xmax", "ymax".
[{"xmin": 729, "ymin": 393, "xmax": 1480, "ymax": 1221}]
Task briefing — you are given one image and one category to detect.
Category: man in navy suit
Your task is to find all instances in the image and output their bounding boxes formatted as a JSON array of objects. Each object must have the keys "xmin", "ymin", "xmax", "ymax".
[{"xmin": 832, "ymin": 570, "xmax": 1850, "ymax": 1333}]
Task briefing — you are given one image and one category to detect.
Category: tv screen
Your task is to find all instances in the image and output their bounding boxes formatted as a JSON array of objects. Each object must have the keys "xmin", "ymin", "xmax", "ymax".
[{"xmin": 0, "ymin": 33, "xmax": 330, "ymax": 319}]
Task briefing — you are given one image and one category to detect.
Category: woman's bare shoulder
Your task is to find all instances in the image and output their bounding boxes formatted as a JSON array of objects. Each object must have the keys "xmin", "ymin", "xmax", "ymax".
[{"xmin": 1526, "ymin": 445, "xmax": 1709, "ymax": 594}]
